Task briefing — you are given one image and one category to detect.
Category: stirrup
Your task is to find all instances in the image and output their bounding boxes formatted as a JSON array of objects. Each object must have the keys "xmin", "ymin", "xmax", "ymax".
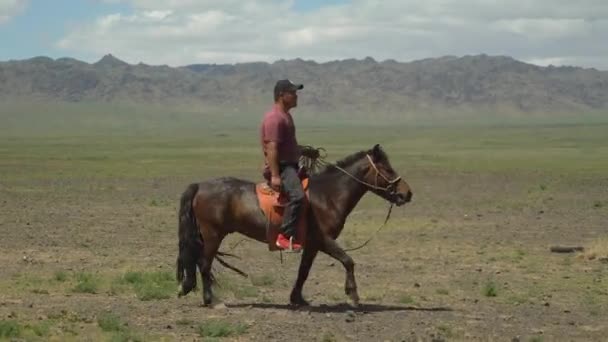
[
  {"xmin": 286, "ymin": 237, "xmax": 301, "ymax": 253},
  {"xmin": 276, "ymin": 236, "xmax": 301, "ymax": 253}
]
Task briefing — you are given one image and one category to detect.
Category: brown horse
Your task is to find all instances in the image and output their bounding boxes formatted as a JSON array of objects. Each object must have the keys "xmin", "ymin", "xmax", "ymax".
[{"xmin": 176, "ymin": 144, "xmax": 412, "ymax": 307}]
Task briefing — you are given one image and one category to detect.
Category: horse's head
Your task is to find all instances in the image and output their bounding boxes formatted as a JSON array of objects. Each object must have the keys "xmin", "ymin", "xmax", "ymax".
[{"xmin": 363, "ymin": 144, "xmax": 413, "ymax": 206}]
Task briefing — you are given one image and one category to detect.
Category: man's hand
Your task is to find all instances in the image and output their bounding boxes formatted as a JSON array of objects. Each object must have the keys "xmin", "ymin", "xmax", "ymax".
[{"xmin": 271, "ymin": 175, "xmax": 282, "ymax": 191}]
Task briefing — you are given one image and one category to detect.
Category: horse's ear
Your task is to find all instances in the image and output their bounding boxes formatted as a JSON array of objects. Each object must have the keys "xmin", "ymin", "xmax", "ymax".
[{"xmin": 371, "ymin": 144, "xmax": 382, "ymax": 161}]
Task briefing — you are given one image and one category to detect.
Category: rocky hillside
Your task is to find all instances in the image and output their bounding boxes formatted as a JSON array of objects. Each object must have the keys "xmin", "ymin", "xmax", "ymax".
[{"xmin": 1, "ymin": 54, "xmax": 607, "ymax": 113}]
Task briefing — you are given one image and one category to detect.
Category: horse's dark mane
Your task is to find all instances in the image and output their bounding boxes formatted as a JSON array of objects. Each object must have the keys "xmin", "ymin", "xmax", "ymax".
[
  {"xmin": 335, "ymin": 151, "xmax": 367, "ymax": 168},
  {"xmin": 315, "ymin": 147, "xmax": 388, "ymax": 177}
]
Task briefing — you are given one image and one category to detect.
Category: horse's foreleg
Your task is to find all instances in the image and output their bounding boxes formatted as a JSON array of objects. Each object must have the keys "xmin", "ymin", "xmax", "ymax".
[
  {"xmin": 320, "ymin": 237, "xmax": 359, "ymax": 306},
  {"xmin": 198, "ymin": 232, "xmax": 222, "ymax": 307},
  {"xmin": 290, "ymin": 246, "xmax": 319, "ymax": 306}
]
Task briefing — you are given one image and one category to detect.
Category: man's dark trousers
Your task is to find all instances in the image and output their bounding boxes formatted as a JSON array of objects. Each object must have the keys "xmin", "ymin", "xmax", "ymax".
[{"xmin": 279, "ymin": 162, "xmax": 305, "ymax": 238}]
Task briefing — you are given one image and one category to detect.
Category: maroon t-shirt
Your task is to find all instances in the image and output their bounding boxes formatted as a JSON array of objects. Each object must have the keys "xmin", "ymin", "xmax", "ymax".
[{"xmin": 260, "ymin": 104, "xmax": 300, "ymax": 171}]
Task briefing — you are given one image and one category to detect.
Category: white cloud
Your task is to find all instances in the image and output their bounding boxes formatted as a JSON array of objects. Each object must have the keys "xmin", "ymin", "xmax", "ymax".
[
  {"xmin": 493, "ymin": 18, "xmax": 590, "ymax": 40},
  {"xmin": 56, "ymin": 0, "xmax": 608, "ymax": 69},
  {"xmin": 0, "ymin": 0, "xmax": 27, "ymax": 24}
]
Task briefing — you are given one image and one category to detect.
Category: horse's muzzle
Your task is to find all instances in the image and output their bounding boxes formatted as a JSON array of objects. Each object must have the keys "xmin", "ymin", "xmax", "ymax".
[{"xmin": 394, "ymin": 190, "xmax": 413, "ymax": 206}]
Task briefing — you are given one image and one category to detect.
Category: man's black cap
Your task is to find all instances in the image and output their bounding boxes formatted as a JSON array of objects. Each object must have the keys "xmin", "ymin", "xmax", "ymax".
[{"xmin": 274, "ymin": 79, "xmax": 303, "ymax": 98}]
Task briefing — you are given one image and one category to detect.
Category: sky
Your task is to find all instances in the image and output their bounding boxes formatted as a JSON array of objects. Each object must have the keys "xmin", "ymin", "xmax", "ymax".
[{"xmin": 1, "ymin": 0, "xmax": 607, "ymax": 70}]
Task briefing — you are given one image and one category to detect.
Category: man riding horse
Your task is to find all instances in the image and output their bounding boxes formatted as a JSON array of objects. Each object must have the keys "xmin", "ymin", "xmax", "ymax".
[
  {"xmin": 260, "ymin": 79, "xmax": 317, "ymax": 252},
  {"xmin": 176, "ymin": 79, "xmax": 412, "ymax": 307}
]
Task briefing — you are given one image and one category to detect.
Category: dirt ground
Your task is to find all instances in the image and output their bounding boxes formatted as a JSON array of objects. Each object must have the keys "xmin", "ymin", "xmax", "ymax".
[{"xmin": 1, "ymin": 164, "xmax": 607, "ymax": 342}]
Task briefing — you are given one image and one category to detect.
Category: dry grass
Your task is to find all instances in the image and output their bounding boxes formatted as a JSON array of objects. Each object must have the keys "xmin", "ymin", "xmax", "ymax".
[{"xmin": 578, "ymin": 237, "xmax": 608, "ymax": 262}]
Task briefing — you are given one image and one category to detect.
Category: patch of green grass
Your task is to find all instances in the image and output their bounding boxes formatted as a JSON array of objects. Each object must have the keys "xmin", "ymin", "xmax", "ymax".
[
  {"xmin": 581, "ymin": 290, "xmax": 604, "ymax": 317},
  {"xmin": 232, "ymin": 285, "xmax": 258, "ymax": 299},
  {"xmin": 53, "ymin": 270, "xmax": 68, "ymax": 282},
  {"xmin": 73, "ymin": 272, "xmax": 99, "ymax": 294},
  {"xmin": 560, "ymin": 256, "xmax": 574, "ymax": 266},
  {"xmin": 176, "ymin": 318, "xmax": 193, "ymax": 326},
  {"xmin": 61, "ymin": 323, "xmax": 79, "ymax": 336},
  {"xmin": 122, "ymin": 271, "xmax": 144, "ymax": 284},
  {"xmin": 321, "ymin": 331, "xmax": 338, "ymax": 342},
  {"xmin": 508, "ymin": 248, "xmax": 528, "ymax": 263},
  {"xmin": 437, "ymin": 324, "xmax": 454, "ymax": 338},
  {"xmin": 436, "ymin": 288, "xmax": 449, "ymax": 295},
  {"xmin": 398, "ymin": 294, "xmax": 415, "ymax": 304},
  {"xmin": 13, "ymin": 275, "xmax": 45, "ymax": 290},
  {"xmin": 529, "ymin": 336, "xmax": 543, "ymax": 342},
  {"xmin": 197, "ymin": 320, "xmax": 247, "ymax": 338},
  {"xmin": 250, "ymin": 274, "xmax": 275, "ymax": 286},
  {"xmin": 514, "ymin": 249, "xmax": 526, "ymax": 260},
  {"xmin": 108, "ymin": 278, "xmax": 129, "ymax": 296},
  {"xmin": 94, "ymin": 311, "xmax": 144, "ymax": 341},
  {"xmin": 483, "ymin": 281, "xmax": 498, "ymax": 297},
  {"xmin": 27, "ymin": 320, "xmax": 54, "ymax": 337},
  {"xmin": 0, "ymin": 320, "xmax": 21, "ymax": 338},
  {"xmin": 46, "ymin": 309, "xmax": 89, "ymax": 324},
  {"xmin": 148, "ymin": 198, "xmax": 171, "ymax": 207},
  {"xmin": 216, "ymin": 275, "xmax": 259, "ymax": 299},
  {"xmin": 97, "ymin": 312, "xmax": 123, "ymax": 332},
  {"xmin": 110, "ymin": 330, "xmax": 143, "ymax": 342},
  {"xmin": 120, "ymin": 271, "xmax": 174, "ymax": 301},
  {"xmin": 363, "ymin": 294, "xmax": 382, "ymax": 302},
  {"xmin": 31, "ymin": 288, "xmax": 49, "ymax": 295}
]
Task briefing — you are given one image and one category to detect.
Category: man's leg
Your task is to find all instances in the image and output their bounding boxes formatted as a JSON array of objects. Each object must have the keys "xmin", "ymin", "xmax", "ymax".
[{"xmin": 277, "ymin": 164, "xmax": 305, "ymax": 250}]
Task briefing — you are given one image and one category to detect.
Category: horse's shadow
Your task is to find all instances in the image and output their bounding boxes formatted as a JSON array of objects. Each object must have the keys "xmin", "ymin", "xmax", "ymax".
[{"xmin": 227, "ymin": 302, "xmax": 452, "ymax": 313}]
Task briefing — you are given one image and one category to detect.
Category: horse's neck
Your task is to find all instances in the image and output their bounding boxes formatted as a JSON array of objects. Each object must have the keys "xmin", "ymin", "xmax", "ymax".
[{"xmin": 315, "ymin": 160, "xmax": 369, "ymax": 227}]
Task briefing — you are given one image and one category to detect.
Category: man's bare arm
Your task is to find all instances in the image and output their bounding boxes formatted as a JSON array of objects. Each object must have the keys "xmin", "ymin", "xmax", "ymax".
[{"xmin": 266, "ymin": 141, "xmax": 281, "ymax": 177}]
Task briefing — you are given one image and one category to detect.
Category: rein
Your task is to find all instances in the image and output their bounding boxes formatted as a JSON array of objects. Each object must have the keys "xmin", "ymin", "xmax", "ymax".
[{"xmin": 344, "ymin": 202, "xmax": 394, "ymax": 252}]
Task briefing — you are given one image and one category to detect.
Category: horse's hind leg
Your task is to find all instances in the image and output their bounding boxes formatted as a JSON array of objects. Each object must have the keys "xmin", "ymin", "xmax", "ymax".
[
  {"xmin": 320, "ymin": 236, "xmax": 359, "ymax": 306},
  {"xmin": 197, "ymin": 230, "xmax": 222, "ymax": 306}
]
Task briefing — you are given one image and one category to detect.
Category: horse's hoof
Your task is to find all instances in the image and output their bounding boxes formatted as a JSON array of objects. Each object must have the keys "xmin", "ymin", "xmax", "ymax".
[
  {"xmin": 290, "ymin": 299, "xmax": 310, "ymax": 308},
  {"xmin": 289, "ymin": 294, "xmax": 310, "ymax": 307},
  {"xmin": 348, "ymin": 293, "xmax": 360, "ymax": 307},
  {"xmin": 289, "ymin": 298, "xmax": 310, "ymax": 307},
  {"xmin": 201, "ymin": 294, "xmax": 216, "ymax": 307}
]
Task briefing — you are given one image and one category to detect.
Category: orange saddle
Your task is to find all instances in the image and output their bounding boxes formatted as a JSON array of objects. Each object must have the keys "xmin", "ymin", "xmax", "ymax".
[{"xmin": 256, "ymin": 178, "xmax": 310, "ymax": 251}]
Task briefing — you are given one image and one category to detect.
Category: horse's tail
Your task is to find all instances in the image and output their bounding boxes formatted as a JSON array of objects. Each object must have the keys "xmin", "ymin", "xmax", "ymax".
[
  {"xmin": 176, "ymin": 183, "xmax": 202, "ymax": 296},
  {"xmin": 176, "ymin": 183, "xmax": 248, "ymax": 297}
]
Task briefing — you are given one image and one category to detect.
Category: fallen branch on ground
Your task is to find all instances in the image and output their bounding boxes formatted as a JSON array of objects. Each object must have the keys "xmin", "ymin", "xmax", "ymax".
[{"xmin": 549, "ymin": 246, "xmax": 584, "ymax": 253}]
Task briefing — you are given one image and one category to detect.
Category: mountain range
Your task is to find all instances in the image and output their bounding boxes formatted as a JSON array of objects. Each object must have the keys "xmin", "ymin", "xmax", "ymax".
[{"xmin": 1, "ymin": 54, "xmax": 607, "ymax": 114}]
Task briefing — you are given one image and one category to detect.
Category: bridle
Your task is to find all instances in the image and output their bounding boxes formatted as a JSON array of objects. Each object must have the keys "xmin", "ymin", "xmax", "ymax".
[
  {"xmin": 328, "ymin": 154, "xmax": 402, "ymax": 197},
  {"xmin": 321, "ymin": 153, "xmax": 403, "ymax": 252}
]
